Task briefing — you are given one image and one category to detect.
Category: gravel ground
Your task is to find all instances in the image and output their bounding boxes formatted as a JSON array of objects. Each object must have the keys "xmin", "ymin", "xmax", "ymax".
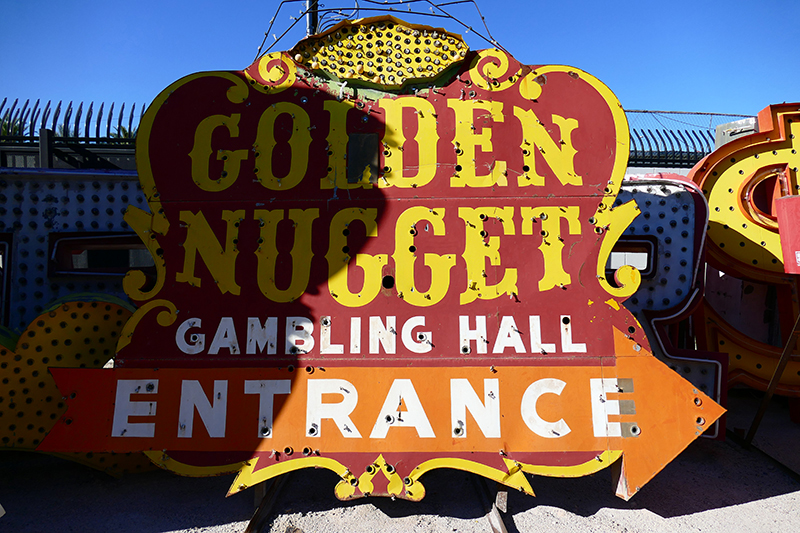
[
  {"xmin": 263, "ymin": 436, "xmax": 800, "ymax": 533},
  {"xmin": 3, "ymin": 411, "xmax": 800, "ymax": 533}
]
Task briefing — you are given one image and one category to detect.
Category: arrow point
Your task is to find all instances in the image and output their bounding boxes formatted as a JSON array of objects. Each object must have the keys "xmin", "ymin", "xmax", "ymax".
[
  {"xmin": 612, "ymin": 357, "xmax": 726, "ymax": 500},
  {"xmin": 611, "ymin": 455, "xmax": 635, "ymax": 501},
  {"xmin": 501, "ymin": 457, "xmax": 535, "ymax": 496}
]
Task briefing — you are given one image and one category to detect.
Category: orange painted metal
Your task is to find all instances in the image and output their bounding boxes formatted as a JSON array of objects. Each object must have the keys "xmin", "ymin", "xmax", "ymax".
[{"xmin": 40, "ymin": 330, "xmax": 720, "ymax": 500}]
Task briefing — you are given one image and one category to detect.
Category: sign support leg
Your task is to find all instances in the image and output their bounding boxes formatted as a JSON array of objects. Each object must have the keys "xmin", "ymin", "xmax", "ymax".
[{"xmin": 745, "ymin": 313, "xmax": 800, "ymax": 445}]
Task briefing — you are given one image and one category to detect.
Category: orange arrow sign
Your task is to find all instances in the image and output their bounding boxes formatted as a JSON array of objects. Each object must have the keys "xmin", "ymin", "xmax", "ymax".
[{"xmin": 39, "ymin": 329, "xmax": 722, "ymax": 500}]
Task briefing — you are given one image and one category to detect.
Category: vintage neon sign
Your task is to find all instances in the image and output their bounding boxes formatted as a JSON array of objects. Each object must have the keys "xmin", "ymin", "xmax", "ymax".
[
  {"xmin": 38, "ymin": 16, "xmax": 723, "ymax": 500},
  {"xmin": 691, "ymin": 103, "xmax": 800, "ymax": 394}
]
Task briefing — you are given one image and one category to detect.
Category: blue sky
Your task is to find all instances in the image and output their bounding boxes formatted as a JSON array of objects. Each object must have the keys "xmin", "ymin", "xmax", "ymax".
[{"xmin": 1, "ymin": 0, "xmax": 796, "ymax": 116}]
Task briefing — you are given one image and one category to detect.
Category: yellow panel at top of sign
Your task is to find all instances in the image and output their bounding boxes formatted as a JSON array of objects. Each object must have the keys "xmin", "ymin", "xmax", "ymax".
[{"xmin": 289, "ymin": 15, "xmax": 468, "ymax": 86}]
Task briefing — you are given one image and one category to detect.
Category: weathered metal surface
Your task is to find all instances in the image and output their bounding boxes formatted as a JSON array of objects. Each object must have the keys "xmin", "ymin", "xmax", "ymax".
[
  {"xmin": 0, "ymin": 169, "xmax": 144, "ymax": 330},
  {"xmin": 289, "ymin": 16, "xmax": 467, "ymax": 86},
  {"xmin": 37, "ymin": 17, "xmax": 722, "ymax": 501},
  {"xmin": 714, "ymin": 117, "xmax": 758, "ymax": 148},
  {"xmin": 690, "ymin": 103, "xmax": 800, "ymax": 396},
  {"xmin": 776, "ymin": 196, "xmax": 800, "ymax": 275},
  {"xmin": 0, "ymin": 297, "xmax": 152, "ymax": 474},
  {"xmin": 613, "ymin": 175, "xmax": 726, "ymax": 437},
  {"xmin": 0, "ymin": 171, "xmax": 156, "ymax": 475}
]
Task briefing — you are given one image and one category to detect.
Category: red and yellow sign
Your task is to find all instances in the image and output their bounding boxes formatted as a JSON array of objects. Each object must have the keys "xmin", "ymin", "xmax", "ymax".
[{"xmin": 38, "ymin": 16, "xmax": 723, "ymax": 500}]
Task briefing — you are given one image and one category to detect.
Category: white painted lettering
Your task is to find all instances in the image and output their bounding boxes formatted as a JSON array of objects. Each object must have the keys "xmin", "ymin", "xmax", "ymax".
[
  {"xmin": 350, "ymin": 316, "xmax": 361, "ymax": 354},
  {"xmin": 529, "ymin": 315, "xmax": 556, "ymax": 354},
  {"xmin": 246, "ymin": 317, "xmax": 277, "ymax": 355},
  {"xmin": 561, "ymin": 315, "xmax": 587, "ymax": 353},
  {"xmin": 492, "ymin": 316, "xmax": 526, "ymax": 354},
  {"xmin": 306, "ymin": 379, "xmax": 362, "ymax": 438},
  {"xmin": 320, "ymin": 316, "xmax": 344, "ymax": 355},
  {"xmin": 209, "ymin": 317, "xmax": 240, "ymax": 355},
  {"xmin": 401, "ymin": 315, "xmax": 432, "ymax": 354},
  {"xmin": 178, "ymin": 380, "xmax": 228, "ymax": 438},
  {"xmin": 244, "ymin": 380, "xmax": 291, "ymax": 438},
  {"xmin": 369, "ymin": 316, "xmax": 396, "ymax": 354},
  {"xmin": 176, "ymin": 318, "xmax": 204, "ymax": 354},
  {"xmin": 450, "ymin": 378, "xmax": 500, "ymax": 438},
  {"xmin": 285, "ymin": 316, "xmax": 315, "ymax": 354},
  {"xmin": 370, "ymin": 379, "xmax": 435, "ymax": 438},
  {"xmin": 459, "ymin": 315, "xmax": 488, "ymax": 355},
  {"xmin": 111, "ymin": 379, "xmax": 158, "ymax": 438},
  {"xmin": 590, "ymin": 378, "xmax": 621, "ymax": 437},
  {"xmin": 520, "ymin": 378, "xmax": 571, "ymax": 438}
]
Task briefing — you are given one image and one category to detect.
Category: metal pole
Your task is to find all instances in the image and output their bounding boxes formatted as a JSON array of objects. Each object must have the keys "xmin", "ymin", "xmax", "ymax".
[
  {"xmin": 744, "ymin": 312, "xmax": 800, "ymax": 445},
  {"xmin": 39, "ymin": 128, "xmax": 53, "ymax": 169},
  {"xmin": 306, "ymin": 0, "xmax": 318, "ymax": 37}
]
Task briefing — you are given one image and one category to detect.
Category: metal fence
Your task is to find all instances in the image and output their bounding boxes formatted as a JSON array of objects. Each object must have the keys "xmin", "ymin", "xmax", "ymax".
[
  {"xmin": 0, "ymin": 98, "xmax": 144, "ymax": 142},
  {"xmin": 626, "ymin": 110, "xmax": 754, "ymax": 168},
  {"xmin": 0, "ymin": 98, "xmax": 145, "ymax": 169},
  {"xmin": 1, "ymin": 98, "xmax": 756, "ymax": 170}
]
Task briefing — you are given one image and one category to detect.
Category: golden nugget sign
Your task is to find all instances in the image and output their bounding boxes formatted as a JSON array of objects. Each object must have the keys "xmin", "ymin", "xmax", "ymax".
[{"xmin": 39, "ymin": 16, "xmax": 723, "ymax": 500}]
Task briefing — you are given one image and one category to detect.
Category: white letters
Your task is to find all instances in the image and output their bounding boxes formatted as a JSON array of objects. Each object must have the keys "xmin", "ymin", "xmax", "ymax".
[
  {"xmin": 178, "ymin": 380, "xmax": 228, "ymax": 438},
  {"xmin": 369, "ymin": 316, "xmax": 397, "ymax": 354},
  {"xmin": 306, "ymin": 379, "xmax": 362, "ymax": 438},
  {"xmin": 493, "ymin": 316, "xmax": 526, "ymax": 354},
  {"xmin": 450, "ymin": 378, "xmax": 500, "ymax": 438},
  {"xmin": 370, "ymin": 379, "xmax": 435, "ymax": 438},
  {"xmin": 590, "ymin": 378, "xmax": 621, "ymax": 437},
  {"xmin": 209, "ymin": 317, "xmax": 240, "ymax": 354},
  {"xmin": 286, "ymin": 316, "xmax": 315, "ymax": 354},
  {"xmin": 529, "ymin": 315, "xmax": 557, "ymax": 354},
  {"xmin": 350, "ymin": 316, "xmax": 361, "ymax": 354},
  {"xmin": 520, "ymin": 378, "xmax": 571, "ymax": 438},
  {"xmin": 175, "ymin": 315, "xmax": 587, "ymax": 356},
  {"xmin": 320, "ymin": 316, "xmax": 344, "ymax": 354},
  {"xmin": 111, "ymin": 379, "xmax": 158, "ymax": 438},
  {"xmin": 561, "ymin": 315, "xmax": 587, "ymax": 353},
  {"xmin": 246, "ymin": 317, "xmax": 277, "ymax": 354},
  {"xmin": 107, "ymin": 373, "xmax": 635, "ymax": 445},
  {"xmin": 401, "ymin": 316, "xmax": 432, "ymax": 354},
  {"xmin": 244, "ymin": 380, "xmax": 291, "ymax": 438},
  {"xmin": 176, "ymin": 318, "xmax": 204, "ymax": 354},
  {"xmin": 459, "ymin": 315, "xmax": 488, "ymax": 354}
]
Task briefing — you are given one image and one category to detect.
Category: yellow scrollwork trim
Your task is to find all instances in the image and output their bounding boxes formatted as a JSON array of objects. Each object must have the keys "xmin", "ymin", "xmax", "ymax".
[
  {"xmin": 245, "ymin": 52, "xmax": 297, "ymax": 94},
  {"xmin": 115, "ymin": 299, "xmax": 177, "ymax": 353},
  {"xmin": 468, "ymin": 49, "xmax": 522, "ymax": 92},
  {"xmin": 227, "ymin": 450, "xmax": 624, "ymax": 501},
  {"xmin": 407, "ymin": 457, "xmax": 534, "ymax": 500},
  {"xmin": 229, "ymin": 455, "xmax": 352, "ymax": 497},
  {"xmin": 144, "ymin": 450, "xmax": 245, "ymax": 477},
  {"xmin": 353, "ymin": 454, "xmax": 404, "ymax": 498},
  {"xmin": 593, "ymin": 200, "xmax": 642, "ymax": 298},
  {"xmin": 520, "ymin": 450, "xmax": 622, "ymax": 477},
  {"xmin": 523, "ymin": 66, "xmax": 636, "ymax": 298},
  {"xmin": 123, "ymin": 206, "xmax": 167, "ymax": 302}
]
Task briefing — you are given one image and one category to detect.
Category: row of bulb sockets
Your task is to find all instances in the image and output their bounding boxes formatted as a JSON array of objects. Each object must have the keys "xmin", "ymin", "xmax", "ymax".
[{"xmin": 291, "ymin": 22, "xmax": 465, "ymax": 84}]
